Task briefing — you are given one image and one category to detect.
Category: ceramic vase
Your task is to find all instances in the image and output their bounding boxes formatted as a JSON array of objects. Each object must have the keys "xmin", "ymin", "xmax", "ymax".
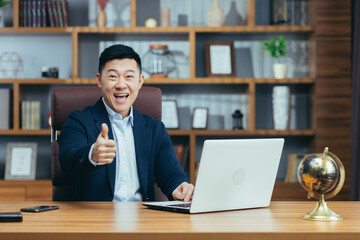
[
  {"xmin": 206, "ymin": 0, "xmax": 225, "ymax": 27},
  {"xmin": 161, "ymin": 8, "xmax": 171, "ymax": 27},
  {"xmin": 272, "ymin": 86, "xmax": 291, "ymax": 130},
  {"xmin": 225, "ymin": 1, "xmax": 244, "ymax": 26},
  {"xmin": 273, "ymin": 63, "xmax": 288, "ymax": 79},
  {"xmin": 97, "ymin": 10, "xmax": 107, "ymax": 27}
]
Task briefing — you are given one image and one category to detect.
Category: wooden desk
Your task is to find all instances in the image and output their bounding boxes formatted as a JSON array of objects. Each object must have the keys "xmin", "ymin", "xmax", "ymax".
[{"xmin": 0, "ymin": 201, "xmax": 359, "ymax": 240}]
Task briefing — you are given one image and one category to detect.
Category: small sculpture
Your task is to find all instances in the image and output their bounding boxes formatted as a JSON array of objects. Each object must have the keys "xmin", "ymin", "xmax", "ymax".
[
  {"xmin": 232, "ymin": 109, "xmax": 243, "ymax": 130},
  {"xmin": 0, "ymin": 52, "xmax": 23, "ymax": 78}
]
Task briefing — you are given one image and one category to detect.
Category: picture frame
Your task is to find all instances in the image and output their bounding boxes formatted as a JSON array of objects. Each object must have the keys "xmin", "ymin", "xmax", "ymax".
[
  {"xmin": 205, "ymin": 41, "xmax": 236, "ymax": 77},
  {"xmin": 284, "ymin": 153, "xmax": 306, "ymax": 183},
  {"xmin": 192, "ymin": 107, "xmax": 209, "ymax": 129},
  {"xmin": 5, "ymin": 143, "xmax": 37, "ymax": 180},
  {"xmin": 162, "ymin": 100, "xmax": 179, "ymax": 129}
]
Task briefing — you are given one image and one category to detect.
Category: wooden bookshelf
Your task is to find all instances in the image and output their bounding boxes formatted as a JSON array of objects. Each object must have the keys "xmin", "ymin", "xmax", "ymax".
[{"xmin": 0, "ymin": 0, "xmax": 351, "ymax": 200}]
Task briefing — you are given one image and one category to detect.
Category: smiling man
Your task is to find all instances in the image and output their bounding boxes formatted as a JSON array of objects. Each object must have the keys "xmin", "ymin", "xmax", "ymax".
[{"xmin": 58, "ymin": 44, "xmax": 194, "ymax": 202}]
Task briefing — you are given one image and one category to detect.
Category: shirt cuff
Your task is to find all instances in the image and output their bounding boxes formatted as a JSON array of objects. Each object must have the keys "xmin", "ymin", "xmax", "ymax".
[{"xmin": 88, "ymin": 144, "xmax": 105, "ymax": 166}]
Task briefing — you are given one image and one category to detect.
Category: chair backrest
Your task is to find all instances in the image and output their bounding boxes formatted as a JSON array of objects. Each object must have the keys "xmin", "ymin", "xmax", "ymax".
[{"xmin": 51, "ymin": 85, "xmax": 167, "ymax": 201}]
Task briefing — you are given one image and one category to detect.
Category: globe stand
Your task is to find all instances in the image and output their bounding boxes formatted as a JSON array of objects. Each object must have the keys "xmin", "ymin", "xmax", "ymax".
[
  {"xmin": 303, "ymin": 194, "xmax": 342, "ymax": 221},
  {"xmin": 298, "ymin": 147, "xmax": 345, "ymax": 221}
]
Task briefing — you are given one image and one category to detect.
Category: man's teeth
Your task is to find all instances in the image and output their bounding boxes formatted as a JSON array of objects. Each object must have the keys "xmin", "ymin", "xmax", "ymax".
[{"xmin": 115, "ymin": 94, "xmax": 128, "ymax": 97}]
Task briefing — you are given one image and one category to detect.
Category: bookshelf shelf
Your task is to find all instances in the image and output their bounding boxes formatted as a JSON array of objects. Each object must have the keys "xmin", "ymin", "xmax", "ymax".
[
  {"xmin": 0, "ymin": 129, "xmax": 51, "ymax": 136},
  {"xmin": 0, "ymin": 26, "xmax": 314, "ymax": 34},
  {"xmin": 0, "ymin": 129, "xmax": 315, "ymax": 137},
  {"xmin": 168, "ymin": 129, "xmax": 315, "ymax": 137},
  {"xmin": 0, "ymin": 78, "xmax": 315, "ymax": 85}
]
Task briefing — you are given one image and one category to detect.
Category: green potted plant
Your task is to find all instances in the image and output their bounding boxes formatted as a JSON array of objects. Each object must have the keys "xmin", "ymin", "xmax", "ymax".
[
  {"xmin": 263, "ymin": 36, "xmax": 288, "ymax": 79},
  {"xmin": 0, "ymin": 0, "xmax": 10, "ymax": 7},
  {"xmin": 0, "ymin": 0, "xmax": 10, "ymax": 27}
]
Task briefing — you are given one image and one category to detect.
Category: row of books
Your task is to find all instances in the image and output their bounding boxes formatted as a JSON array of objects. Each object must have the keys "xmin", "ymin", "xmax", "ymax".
[
  {"xmin": 19, "ymin": 0, "xmax": 69, "ymax": 27},
  {"xmin": 21, "ymin": 101, "xmax": 41, "ymax": 130},
  {"xmin": 173, "ymin": 144, "xmax": 189, "ymax": 170},
  {"xmin": 271, "ymin": 0, "xmax": 308, "ymax": 26}
]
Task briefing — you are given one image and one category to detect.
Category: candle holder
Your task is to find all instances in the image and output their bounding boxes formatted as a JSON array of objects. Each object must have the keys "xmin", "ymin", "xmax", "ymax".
[
  {"xmin": 142, "ymin": 44, "xmax": 176, "ymax": 78},
  {"xmin": 232, "ymin": 109, "xmax": 244, "ymax": 130}
]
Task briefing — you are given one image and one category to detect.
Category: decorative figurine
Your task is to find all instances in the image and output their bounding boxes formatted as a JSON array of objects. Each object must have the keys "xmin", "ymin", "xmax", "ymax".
[{"xmin": 232, "ymin": 109, "xmax": 243, "ymax": 130}]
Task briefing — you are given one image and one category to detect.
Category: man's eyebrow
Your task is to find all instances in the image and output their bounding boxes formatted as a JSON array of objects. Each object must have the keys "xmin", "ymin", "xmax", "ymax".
[
  {"xmin": 106, "ymin": 69, "xmax": 136, "ymax": 73},
  {"xmin": 106, "ymin": 68, "xmax": 117, "ymax": 73}
]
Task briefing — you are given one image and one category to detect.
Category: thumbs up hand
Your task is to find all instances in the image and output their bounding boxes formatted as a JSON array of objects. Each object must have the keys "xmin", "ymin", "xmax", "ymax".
[{"xmin": 91, "ymin": 123, "xmax": 116, "ymax": 164}]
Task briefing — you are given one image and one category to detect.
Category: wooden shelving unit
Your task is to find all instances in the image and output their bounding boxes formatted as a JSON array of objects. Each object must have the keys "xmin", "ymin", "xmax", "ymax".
[{"xmin": 0, "ymin": 0, "xmax": 351, "ymax": 201}]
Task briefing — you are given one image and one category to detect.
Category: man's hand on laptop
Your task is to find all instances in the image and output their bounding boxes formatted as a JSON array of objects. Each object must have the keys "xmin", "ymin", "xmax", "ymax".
[{"xmin": 172, "ymin": 182, "xmax": 194, "ymax": 202}]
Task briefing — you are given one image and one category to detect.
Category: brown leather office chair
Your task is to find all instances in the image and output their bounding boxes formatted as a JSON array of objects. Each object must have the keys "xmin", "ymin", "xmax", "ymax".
[{"xmin": 51, "ymin": 85, "xmax": 167, "ymax": 201}]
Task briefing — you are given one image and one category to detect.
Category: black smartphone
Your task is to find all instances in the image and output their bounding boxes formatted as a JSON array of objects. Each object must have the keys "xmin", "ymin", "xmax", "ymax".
[{"xmin": 20, "ymin": 205, "xmax": 59, "ymax": 213}]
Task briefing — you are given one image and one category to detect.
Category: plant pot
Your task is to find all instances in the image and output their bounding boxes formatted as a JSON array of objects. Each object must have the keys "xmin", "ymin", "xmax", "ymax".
[
  {"xmin": 272, "ymin": 86, "xmax": 291, "ymax": 130},
  {"xmin": 273, "ymin": 63, "xmax": 288, "ymax": 79}
]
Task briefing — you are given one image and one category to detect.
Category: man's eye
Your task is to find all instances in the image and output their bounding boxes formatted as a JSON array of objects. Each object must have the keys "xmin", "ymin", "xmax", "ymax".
[
  {"xmin": 126, "ymin": 75, "xmax": 134, "ymax": 79},
  {"xmin": 109, "ymin": 75, "xmax": 117, "ymax": 79}
]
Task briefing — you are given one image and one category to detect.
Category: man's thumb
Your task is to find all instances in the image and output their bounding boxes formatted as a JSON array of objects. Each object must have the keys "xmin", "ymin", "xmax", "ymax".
[{"xmin": 101, "ymin": 123, "xmax": 109, "ymax": 139}]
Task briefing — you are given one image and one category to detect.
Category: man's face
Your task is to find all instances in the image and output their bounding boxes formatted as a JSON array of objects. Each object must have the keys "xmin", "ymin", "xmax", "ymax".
[{"xmin": 96, "ymin": 58, "xmax": 144, "ymax": 118}]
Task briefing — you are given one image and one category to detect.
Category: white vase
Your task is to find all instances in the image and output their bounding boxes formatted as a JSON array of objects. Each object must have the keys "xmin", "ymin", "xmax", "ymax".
[
  {"xmin": 272, "ymin": 86, "xmax": 291, "ymax": 130},
  {"xmin": 206, "ymin": 0, "xmax": 225, "ymax": 27},
  {"xmin": 273, "ymin": 63, "xmax": 288, "ymax": 79}
]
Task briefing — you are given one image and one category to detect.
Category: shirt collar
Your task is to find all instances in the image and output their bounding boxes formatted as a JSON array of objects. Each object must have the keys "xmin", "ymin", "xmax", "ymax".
[{"xmin": 102, "ymin": 97, "xmax": 134, "ymax": 126}]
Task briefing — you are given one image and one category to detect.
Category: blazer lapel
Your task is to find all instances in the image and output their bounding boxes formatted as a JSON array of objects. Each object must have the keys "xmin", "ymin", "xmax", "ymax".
[
  {"xmin": 132, "ymin": 109, "xmax": 151, "ymax": 198},
  {"xmin": 93, "ymin": 99, "xmax": 116, "ymax": 196}
]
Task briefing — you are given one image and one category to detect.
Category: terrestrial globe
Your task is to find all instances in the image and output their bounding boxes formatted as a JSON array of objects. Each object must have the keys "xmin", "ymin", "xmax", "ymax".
[{"xmin": 297, "ymin": 147, "xmax": 345, "ymax": 221}]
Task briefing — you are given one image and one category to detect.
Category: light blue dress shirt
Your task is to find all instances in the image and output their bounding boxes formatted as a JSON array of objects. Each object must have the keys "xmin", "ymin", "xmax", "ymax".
[{"xmin": 88, "ymin": 98, "xmax": 142, "ymax": 202}]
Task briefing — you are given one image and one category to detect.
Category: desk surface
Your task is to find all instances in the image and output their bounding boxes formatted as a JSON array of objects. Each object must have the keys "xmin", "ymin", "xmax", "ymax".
[{"xmin": 0, "ymin": 201, "xmax": 360, "ymax": 240}]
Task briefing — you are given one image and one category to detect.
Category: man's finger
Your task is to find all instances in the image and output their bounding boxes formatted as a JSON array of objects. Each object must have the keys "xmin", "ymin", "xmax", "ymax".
[
  {"xmin": 183, "ymin": 184, "xmax": 194, "ymax": 202},
  {"xmin": 101, "ymin": 123, "xmax": 109, "ymax": 139},
  {"xmin": 103, "ymin": 140, "xmax": 116, "ymax": 147}
]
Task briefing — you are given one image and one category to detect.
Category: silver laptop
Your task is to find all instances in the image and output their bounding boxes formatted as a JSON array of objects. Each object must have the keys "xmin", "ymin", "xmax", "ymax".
[{"xmin": 143, "ymin": 138, "xmax": 284, "ymax": 214}]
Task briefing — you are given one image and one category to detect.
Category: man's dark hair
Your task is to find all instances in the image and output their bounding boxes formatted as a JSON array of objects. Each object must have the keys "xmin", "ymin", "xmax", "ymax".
[{"xmin": 98, "ymin": 44, "xmax": 142, "ymax": 75}]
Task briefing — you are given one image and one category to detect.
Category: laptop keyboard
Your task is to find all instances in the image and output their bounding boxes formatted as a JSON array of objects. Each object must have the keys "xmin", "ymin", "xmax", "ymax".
[{"xmin": 168, "ymin": 203, "xmax": 192, "ymax": 208}]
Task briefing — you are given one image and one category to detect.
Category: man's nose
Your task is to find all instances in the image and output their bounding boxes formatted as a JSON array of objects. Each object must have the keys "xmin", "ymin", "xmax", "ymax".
[{"xmin": 115, "ymin": 77, "xmax": 126, "ymax": 88}]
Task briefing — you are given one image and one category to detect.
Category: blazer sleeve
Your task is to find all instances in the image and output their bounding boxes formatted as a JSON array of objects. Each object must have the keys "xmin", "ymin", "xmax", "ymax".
[
  {"xmin": 154, "ymin": 122, "xmax": 190, "ymax": 200},
  {"xmin": 58, "ymin": 110, "xmax": 99, "ymax": 176}
]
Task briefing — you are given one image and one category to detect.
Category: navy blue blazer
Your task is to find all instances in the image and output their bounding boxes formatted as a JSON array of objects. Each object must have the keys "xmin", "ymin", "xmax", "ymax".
[{"xmin": 58, "ymin": 98, "xmax": 189, "ymax": 201}]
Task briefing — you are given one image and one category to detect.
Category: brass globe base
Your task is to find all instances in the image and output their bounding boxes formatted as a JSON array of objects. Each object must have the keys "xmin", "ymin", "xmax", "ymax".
[{"xmin": 303, "ymin": 195, "xmax": 342, "ymax": 221}]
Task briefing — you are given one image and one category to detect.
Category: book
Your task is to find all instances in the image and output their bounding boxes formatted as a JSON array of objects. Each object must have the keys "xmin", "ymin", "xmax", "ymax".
[
  {"xmin": 37, "ymin": 0, "xmax": 41, "ymax": 27},
  {"xmin": 47, "ymin": 0, "xmax": 55, "ymax": 27},
  {"xmin": 42, "ymin": 0, "xmax": 47, "ymax": 27},
  {"xmin": 23, "ymin": 0, "xmax": 28, "ymax": 27},
  {"xmin": 61, "ymin": 0, "xmax": 68, "ymax": 27},
  {"xmin": 31, "ymin": 101, "xmax": 40, "ymax": 129},
  {"xmin": 19, "ymin": 0, "xmax": 23, "ymax": 27},
  {"xmin": 52, "ymin": 0, "xmax": 59, "ymax": 27},
  {"xmin": 21, "ymin": 101, "xmax": 28, "ymax": 129},
  {"xmin": 0, "ymin": 89, "xmax": 10, "ymax": 129},
  {"xmin": 175, "ymin": 144, "xmax": 184, "ymax": 162},
  {"xmin": 180, "ymin": 145, "xmax": 189, "ymax": 169},
  {"xmin": 56, "ymin": 0, "xmax": 63, "ymax": 27},
  {"xmin": 27, "ymin": 0, "xmax": 32, "ymax": 27},
  {"xmin": 32, "ymin": 0, "xmax": 37, "ymax": 27},
  {"xmin": 285, "ymin": 153, "xmax": 306, "ymax": 183}
]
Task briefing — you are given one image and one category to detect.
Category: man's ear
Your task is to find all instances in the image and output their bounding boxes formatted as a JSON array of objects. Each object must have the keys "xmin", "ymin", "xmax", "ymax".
[
  {"xmin": 139, "ymin": 74, "xmax": 145, "ymax": 89},
  {"xmin": 96, "ymin": 73, "xmax": 102, "ymax": 88}
]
